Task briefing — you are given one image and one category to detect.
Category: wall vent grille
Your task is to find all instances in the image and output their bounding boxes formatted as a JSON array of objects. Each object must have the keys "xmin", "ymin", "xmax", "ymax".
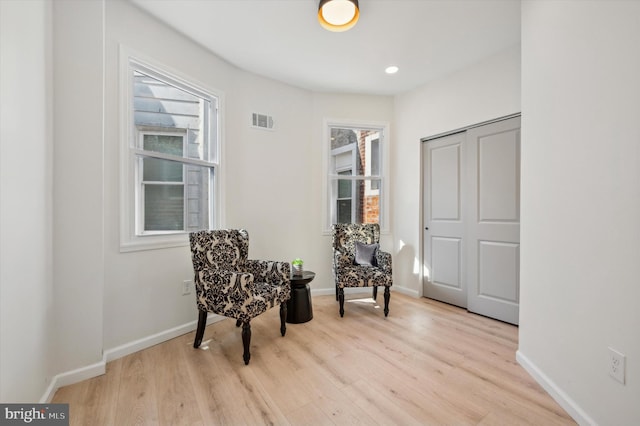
[{"xmin": 251, "ymin": 112, "xmax": 275, "ymax": 130}]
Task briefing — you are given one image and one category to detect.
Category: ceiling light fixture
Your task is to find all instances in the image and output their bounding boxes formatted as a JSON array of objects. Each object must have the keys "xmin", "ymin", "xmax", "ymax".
[
  {"xmin": 318, "ymin": 0, "xmax": 360, "ymax": 32},
  {"xmin": 385, "ymin": 66, "xmax": 399, "ymax": 74}
]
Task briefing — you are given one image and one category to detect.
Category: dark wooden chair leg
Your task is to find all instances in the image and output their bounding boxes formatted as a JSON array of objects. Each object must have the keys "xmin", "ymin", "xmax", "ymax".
[
  {"xmin": 383, "ymin": 286, "xmax": 390, "ymax": 317},
  {"xmin": 194, "ymin": 310, "xmax": 207, "ymax": 348},
  {"xmin": 280, "ymin": 304, "xmax": 287, "ymax": 336},
  {"xmin": 373, "ymin": 286, "xmax": 378, "ymax": 301},
  {"xmin": 236, "ymin": 319, "xmax": 242, "ymax": 327},
  {"xmin": 242, "ymin": 321, "xmax": 251, "ymax": 365},
  {"xmin": 338, "ymin": 287, "xmax": 345, "ymax": 317},
  {"xmin": 335, "ymin": 284, "xmax": 339, "ymax": 301}
]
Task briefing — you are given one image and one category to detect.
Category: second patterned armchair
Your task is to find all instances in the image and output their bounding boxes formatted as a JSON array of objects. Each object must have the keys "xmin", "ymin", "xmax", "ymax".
[
  {"xmin": 189, "ymin": 229, "xmax": 291, "ymax": 365},
  {"xmin": 331, "ymin": 223, "xmax": 393, "ymax": 317}
]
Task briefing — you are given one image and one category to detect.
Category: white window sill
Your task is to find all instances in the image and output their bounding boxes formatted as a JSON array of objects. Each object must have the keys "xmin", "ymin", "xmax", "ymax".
[{"xmin": 119, "ymin": 232, "xmax": 190, "ymax": 253}]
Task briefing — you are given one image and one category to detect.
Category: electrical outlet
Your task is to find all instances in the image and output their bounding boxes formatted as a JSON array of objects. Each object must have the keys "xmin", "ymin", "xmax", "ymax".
[
  {"xmin": 182, "ymin": 280, "xmax": 192, "ymax": 296},
  {"xmin": 608, "ymin": 347, "xmax": 626, "ymax": 384}
]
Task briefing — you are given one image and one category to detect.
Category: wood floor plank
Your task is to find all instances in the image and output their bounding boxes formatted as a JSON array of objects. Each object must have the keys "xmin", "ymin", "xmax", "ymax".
[
  {"xmin": 51, "ymin": 293, "xmax": 576, "ymax": 425},
  {"xmin": 51, "ymin": 376, "xmax": 89, "ymax": 426},
  {"xmin": 114, "ymin": 350, "xmax": 160, "ymax": 425},
  {"xmin": 285, "ymin": 401, "xmax": 335, "ymax": 426},
  {"xmin": 147, "ymin": 336, "xmax": 203, "ymax": 425}
]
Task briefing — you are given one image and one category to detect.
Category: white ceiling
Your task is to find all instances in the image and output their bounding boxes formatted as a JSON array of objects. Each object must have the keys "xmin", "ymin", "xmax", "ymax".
[{"xmin": 131, "ymin": 0, "xmax": 521, "ymax": 96}]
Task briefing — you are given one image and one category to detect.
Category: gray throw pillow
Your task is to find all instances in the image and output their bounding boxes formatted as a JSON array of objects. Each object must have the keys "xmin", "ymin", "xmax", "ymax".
[{"xmin": 354, "ymin": 241, "xmax": 379, "ymax": 266}]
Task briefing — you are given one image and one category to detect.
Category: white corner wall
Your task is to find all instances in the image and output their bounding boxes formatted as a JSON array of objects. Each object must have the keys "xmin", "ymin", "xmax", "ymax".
[
  {"xmin": 0, "ymin": 0, "xmax": 55, "ymax": 402},
  {"xmin": 519, "ymin": 1, "xmax": 640, "ymax": 424},
  {"xmin": 393, "ymin": 45, "xmax": 521, "ymax": 297},
  {"xmin": 52, "ymin": 0, "xmax": 105, "ymax": 375}
]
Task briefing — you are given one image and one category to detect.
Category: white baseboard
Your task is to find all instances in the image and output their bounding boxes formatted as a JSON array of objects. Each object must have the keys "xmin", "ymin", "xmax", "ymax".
[
  {"xmin": 40, "ymin": 313, "xmax": 224, "ymax": 403},
  {"xmin": 311, "ymin": 285, "xmax": 419, "ymax": 298},
  {"xmin": 104, "ymin": 313, "xmax": 224, "ymax": 362},
  {"xmin": 39, "ymin": 360, "xmax": 106, "ymax": 403},
  {"xmin": 392, "ymin": 285, "xmax": 419, "ymax": 298},
  {"xmin": 311, "ymin": 287, "xmax": 336, "ymax": 296},
  {"xmin": 516, "ymin": 350, "xmax": 595, "ymax": 425}
]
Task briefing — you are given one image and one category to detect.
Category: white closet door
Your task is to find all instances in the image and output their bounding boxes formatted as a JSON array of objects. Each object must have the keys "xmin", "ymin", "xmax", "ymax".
[
  {"xmin": 422, "ymin": 132, "xmax": 467, "ymax": 308},
  {"xmin": 466, "ymin": 117, "xmax": 521, "ymax": 324}
]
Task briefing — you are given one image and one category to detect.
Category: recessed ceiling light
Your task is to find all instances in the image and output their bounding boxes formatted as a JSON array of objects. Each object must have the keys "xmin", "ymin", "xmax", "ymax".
[{"xmin": 385, "ymin": 66, "xmax": 399, "ymax": 74}]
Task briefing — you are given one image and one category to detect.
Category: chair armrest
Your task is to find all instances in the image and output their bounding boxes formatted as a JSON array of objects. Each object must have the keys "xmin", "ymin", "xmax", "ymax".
[
  {"xmin": 376, "ymin": 250, "xmax": 392, "ymax": 273},
  {"xmin": 244, "ymin": 259, "xmax": 291, "ymax": 287}
]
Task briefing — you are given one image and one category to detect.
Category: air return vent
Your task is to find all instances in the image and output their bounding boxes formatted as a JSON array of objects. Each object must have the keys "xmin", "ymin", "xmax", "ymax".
[{"xmin": 251, "ymin": 112, "xmax": 275, "ymax": 130}]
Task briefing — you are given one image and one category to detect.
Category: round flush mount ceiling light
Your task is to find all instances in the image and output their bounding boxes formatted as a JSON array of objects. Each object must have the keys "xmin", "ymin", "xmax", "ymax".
[
  {"xmin": 318, "ymin": 0, "xmax": 360, "ymax": 32},
  {"xmin": 385, "ymin": 65, "xmax": 399, "ymax": 74}
]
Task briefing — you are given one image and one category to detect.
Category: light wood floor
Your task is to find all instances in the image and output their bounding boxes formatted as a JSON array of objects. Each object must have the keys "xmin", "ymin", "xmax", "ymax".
[{"xmin": 52, "ymin": 292, "xmax": 575, "ymax": 425}]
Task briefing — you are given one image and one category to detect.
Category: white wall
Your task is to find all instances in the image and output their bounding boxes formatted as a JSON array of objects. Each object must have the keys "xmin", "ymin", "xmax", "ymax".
[
  {"xmin": 519, "ymin": 1, "xmax": 640, "ymax": 424},
  {"xmin": 0, "ymin": 0, "xmax": 55, "ymax": 402},
  {"xmin": 393, "ymin": 45, "xmax": 521, "ymax": 297}
]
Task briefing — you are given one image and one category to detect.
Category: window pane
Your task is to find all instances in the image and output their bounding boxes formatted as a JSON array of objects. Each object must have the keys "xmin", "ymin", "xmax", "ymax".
[
  {"xmin": 143, "ymin": 134, "xmax": 183, "ymax": 156},
  {"xmin": 362, "ymin": 190, "xmax": 380, "ymax": 224},
  {"xmin": 371, "ymin": 138, "xmax": 380, "ymax": 176},
  {"xmin": 331, "ymin": 128, "xmax": 357, "ymax": 150},
  {"xmin": 337, "ymin": 200, "xmax": 352, "ymax": 224},
  {"xmin": 185, "ymin": 165, "xmax": 211, "ymax": 231},
  {"xmin": 338, "ymin": 179, "xmax": 352, "ymax": 199},
  {"xmin": 134, "ymin": 71, "xmax": 209, "ymax": 162},
  {"xmin": 143, "ymin": 157, "xmax": 183, "ymax": 182},
  {"xmin": 144, "ymin": 184, "xmax": 184, "ymax": 231},
  {"xmin": 371, "ymin": 177, "xmax": 380, "ymax": 191}
]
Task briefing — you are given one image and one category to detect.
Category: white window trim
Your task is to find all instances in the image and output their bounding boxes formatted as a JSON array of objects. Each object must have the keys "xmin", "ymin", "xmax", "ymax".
[
  {"xmin": 119, "ymin": 46, "xmax": 225, "ymax": 252},
  {"xmin": 321, "ymin": 118, "xmax": 390, "ymax": 234}
]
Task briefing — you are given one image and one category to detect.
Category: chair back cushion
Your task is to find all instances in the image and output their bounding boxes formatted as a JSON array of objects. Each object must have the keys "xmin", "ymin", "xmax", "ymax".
[
  {"xmin": 332, "ymin": 223, "xmax": 380, "ymax": 256},
  {"xmin": 189, "ymin": 229, "xmax": 249, "ymax": 273}
]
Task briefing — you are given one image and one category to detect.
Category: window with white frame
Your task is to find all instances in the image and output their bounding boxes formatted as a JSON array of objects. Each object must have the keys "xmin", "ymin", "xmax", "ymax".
[
  {"xmin": 326, "ymin": 123, "xmax": 388, "ymax": 231},
  {"xmin": 121, "ymin": 57, "xmax": 220, "ymax": 251}
]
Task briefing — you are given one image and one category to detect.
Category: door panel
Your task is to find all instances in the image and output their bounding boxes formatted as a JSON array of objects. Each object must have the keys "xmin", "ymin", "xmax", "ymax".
[
  {"xmin": 423, "ymin": 133, "xmax": 467, "ymax": 308},
  {"xmin": 431, "ymin": 144, "xmax": 461, "ymax": 220},
  {"xmin": 467, "ymin": 117, "xmax": 521, "ymax": 324},
  {"xmin": 478, "ymin": 241, "xmax": 519, "ymax": 302},
  {"xmin": 431, "ymin": 237, "xmax": 461, "ymax": 289},
  {"xmin": 478, "ymin": 131, "xmax": 519, "ymax": 222}
]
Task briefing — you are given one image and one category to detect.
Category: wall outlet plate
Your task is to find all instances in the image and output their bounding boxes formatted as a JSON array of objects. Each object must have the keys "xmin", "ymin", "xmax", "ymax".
[
  {"xmin": 182, "ymin": 280, "xmax": 192, "ymax": 296},
  {"xmin": 608, "ymin": 347, "xmax": 626, "ymax": 384}
]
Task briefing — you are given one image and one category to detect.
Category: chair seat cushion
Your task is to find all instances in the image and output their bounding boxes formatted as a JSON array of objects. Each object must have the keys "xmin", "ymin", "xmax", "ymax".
[{"xmin": 336, "ymin": 265, "xmax": 392, "ymax": 288}]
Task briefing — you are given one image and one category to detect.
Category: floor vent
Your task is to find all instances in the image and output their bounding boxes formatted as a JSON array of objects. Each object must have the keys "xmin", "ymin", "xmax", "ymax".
[{"xmin": 251, "ymin": 112, "xmax": 275, "ymax": 130}]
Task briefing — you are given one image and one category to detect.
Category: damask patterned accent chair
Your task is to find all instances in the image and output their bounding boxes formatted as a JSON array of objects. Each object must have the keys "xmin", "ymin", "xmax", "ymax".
[
  {"xmin": 331, "ymin": 223, "xmax": 393, "ymax": 317},
  {"xmin": 189, "ymin": 229, "xmax": 291, "ymax": 365}
]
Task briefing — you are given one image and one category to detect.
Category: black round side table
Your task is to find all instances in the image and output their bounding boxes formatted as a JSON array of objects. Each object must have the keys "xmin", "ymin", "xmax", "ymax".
[{"xmin": 286, "ymin": 271, "xmax": 315, "ymax": 324}]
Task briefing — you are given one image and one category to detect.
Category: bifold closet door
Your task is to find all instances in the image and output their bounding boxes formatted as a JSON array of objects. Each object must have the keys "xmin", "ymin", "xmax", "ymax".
[
  {"xmin": 423, "ymin": 116, "xmax": 520, "ymax": 324},
  {"xmin": 422, "ymin": 132, "xmax": 467, "ymax": 308},
  {"xmin": 466, "ymin": 117, "xmax": 521, "ymax": 325}
]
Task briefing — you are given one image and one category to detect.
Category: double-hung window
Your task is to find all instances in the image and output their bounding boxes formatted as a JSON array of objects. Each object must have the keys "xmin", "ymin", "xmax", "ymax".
[
  {"xmin": 325, "ymin": 122, "xmax": 389, "ymax": 232},
  {"xmin": 121, "ymin": 56, "xmax": 220, "ymax": 251}
]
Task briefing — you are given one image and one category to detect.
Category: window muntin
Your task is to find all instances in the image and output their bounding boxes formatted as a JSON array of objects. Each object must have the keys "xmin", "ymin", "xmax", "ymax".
[
  {"xmin": 122, "ymin": 57, "xmax": 219, "ymax": 250},
  {"xmin": 328, "ymin": 126, "xmax": 383, "ymax": 226}
]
